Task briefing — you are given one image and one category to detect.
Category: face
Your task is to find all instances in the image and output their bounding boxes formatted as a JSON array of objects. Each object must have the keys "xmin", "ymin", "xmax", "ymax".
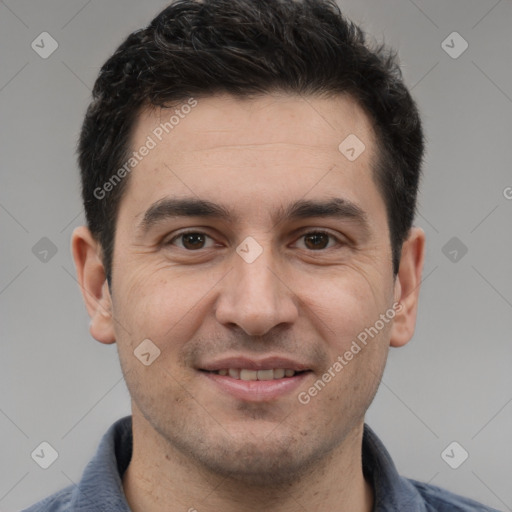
[{"xmin": 79, "ymin": 93, "xmax": 413, "ymax": 485}]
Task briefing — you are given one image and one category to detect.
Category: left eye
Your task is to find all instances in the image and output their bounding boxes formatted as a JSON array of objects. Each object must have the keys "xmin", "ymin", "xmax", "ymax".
[{"xmin": 294, "ymin": 231, "xmax": 340, "ymax": 250}]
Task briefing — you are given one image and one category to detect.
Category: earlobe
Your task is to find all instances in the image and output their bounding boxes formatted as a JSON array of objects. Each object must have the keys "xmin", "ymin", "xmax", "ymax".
[
  {"xmin": 71, "ymin": 226, "xmax": 116, "ymax": 345},
  {"xmin": 389, "ymin": 227, "xmax": 425, "ymax": 348}
]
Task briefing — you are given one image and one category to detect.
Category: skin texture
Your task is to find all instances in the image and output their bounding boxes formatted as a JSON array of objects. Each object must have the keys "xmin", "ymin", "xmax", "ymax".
[{"xmin": 72, "ymin": 93, "xmax": 425, "ymax": 512}]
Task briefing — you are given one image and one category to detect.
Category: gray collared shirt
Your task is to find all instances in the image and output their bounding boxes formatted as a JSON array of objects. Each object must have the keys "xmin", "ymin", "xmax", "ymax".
[{"xmin": 22, "ymin": 415, "xmax": 501, "ymax": 511}]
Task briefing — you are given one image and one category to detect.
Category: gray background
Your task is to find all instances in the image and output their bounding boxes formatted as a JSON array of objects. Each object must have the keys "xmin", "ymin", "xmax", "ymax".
[{"xmin": 1, "ymin": 0, "xmax": 511, "ymax": 511}]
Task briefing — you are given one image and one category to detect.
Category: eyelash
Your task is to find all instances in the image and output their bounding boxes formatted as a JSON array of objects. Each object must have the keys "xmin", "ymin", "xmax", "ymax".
[{"xmin": 166, "ymin": 229, "xmax": 345, "ymax": 251}]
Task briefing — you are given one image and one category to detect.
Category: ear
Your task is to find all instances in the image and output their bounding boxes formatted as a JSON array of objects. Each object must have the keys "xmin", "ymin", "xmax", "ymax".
[
  {"xmin": 389, "ymin": 226, "xmax": 426, "ymax": 348},
  {"xmin": 71, "ymin": 226, "xmax": 116, "ymax": 344}
]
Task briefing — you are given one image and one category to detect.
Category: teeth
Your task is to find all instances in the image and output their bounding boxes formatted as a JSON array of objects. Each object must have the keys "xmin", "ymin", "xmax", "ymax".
[
  {"xmin": 240, "ymin": 369, "xmax": 258, "ymax": 381},
  {"xmin": 228, "ymin": 368, "xmax": 240, "ymax": 379},
  {"xmin": 256, "ymin": 369, "xmax": 274, "ymax": 381},
  {"xmin": 213, "ymin": 369, "xmax": 297, "ymax": 380},
  {"xmin": 273, "ymin": 368, "xmax": 285, "ymax": 379}
]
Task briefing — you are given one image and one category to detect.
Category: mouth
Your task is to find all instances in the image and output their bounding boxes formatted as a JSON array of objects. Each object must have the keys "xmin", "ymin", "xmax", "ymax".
[
  {"xmin": 198, "ymin": 360, "xmax": 313, "ymax": 401},
  {"xmin": 201, "ymin": 368, "xmax": 308, "ymax": 380}
]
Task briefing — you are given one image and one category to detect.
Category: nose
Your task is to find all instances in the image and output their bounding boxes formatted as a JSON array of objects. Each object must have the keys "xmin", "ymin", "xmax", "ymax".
[{"xmin": 214, "ymin": 240, "xmax": 299, "ymax": 336}]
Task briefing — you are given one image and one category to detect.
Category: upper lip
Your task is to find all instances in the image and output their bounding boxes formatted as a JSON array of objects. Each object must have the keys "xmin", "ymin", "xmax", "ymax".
[{"xmin": 198, "ymin": 355, "xmax": 311, "ymax": 372}]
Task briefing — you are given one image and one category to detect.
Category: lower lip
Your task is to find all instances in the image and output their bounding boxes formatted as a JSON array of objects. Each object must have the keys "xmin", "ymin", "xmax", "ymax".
[{"xmin": 200, "ymin": 371, "xmax": 311, "ymax": 402}]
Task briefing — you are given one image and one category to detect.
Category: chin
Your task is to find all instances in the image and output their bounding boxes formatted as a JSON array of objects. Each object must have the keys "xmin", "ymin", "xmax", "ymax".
[
  {"xmin": 201, "ymin": 454, "xmax": 311, "ymax": 487},
  {"xmin": 185, "ymin": 432, "xmax": 332, "ymax": 487}
]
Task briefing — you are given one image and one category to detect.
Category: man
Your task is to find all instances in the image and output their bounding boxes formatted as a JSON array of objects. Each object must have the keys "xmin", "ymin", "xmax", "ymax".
[{"xmin": 23, "ymin": 0, "xmax": 500, "ymax": 511}]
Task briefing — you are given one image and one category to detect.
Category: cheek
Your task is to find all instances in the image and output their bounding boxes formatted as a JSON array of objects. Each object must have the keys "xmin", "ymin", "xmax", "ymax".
[
  {"xmin": 112, "ymin": 270, "xmax": 203, "ymax": 404},
  {"xmin": 305, "ymin": 268, "xmax": 389, "ymax": 346},
  {"xmin": 302, "ymin": 267, "xmax": 393, "ymax": 400},
  {"xmin": 112, "ymin": 266, "xmax": 213, "ymax": 356}
]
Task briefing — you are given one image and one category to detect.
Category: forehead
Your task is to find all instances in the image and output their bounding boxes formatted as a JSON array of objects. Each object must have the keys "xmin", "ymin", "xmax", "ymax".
[
  {"xmin": 134, "ymin": 93, "xmax": 374, "ymax": 154},
  {"xmin": 120, "ymin": 93, "xmax": 385, "ymax": 230}
]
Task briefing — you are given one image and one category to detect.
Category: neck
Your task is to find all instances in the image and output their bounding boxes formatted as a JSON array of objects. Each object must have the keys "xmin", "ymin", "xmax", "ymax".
[{"xmin": 122, "ymin": 412, "xmax": 374, "ymax": 512}]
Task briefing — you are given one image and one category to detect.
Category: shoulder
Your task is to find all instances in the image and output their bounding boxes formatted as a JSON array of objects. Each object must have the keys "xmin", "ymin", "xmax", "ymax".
[
  {"xmin": 408, "ymin": 478, "xmax": 502, "ymax": 512},
  {"xmin": 20, "ymin": 485, "xmax": 74, "ymax": 512}
]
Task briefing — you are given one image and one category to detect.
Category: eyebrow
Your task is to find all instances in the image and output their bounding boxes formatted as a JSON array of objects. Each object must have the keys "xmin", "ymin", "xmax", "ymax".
[{"xmin": 137, "ymin": 196, "xmax": 370, "ymax": 236}]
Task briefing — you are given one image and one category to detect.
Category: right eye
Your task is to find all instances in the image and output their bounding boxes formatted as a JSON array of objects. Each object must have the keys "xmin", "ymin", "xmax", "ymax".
[{"xmin": 165, "ymin": 231, "xmax": 218, "ymax": 251}]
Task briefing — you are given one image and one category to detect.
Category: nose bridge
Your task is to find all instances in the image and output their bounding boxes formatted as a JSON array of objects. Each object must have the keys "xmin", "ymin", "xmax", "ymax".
[
  {"xmin": 215, "ymin": 235, "xmax": 298, "ymax": 336},
  {"xmin": 236, "ymin": 240, "xmax": 278, "ymax": 300}
]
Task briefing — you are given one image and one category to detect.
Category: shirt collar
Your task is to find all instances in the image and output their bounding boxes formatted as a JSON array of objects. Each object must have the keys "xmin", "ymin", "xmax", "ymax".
[
  {"xmin": 362, "ymin": 423, "xmax": 427, "ymax": 511},
  {"xmin": 70, "ymin": 415, "xmax": 133, "ymax": 511}
]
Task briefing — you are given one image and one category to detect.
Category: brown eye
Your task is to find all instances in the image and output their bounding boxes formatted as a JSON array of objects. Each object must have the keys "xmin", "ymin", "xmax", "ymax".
[
  {"xmin": 168, "ymin": 232, "xmax": 215, "ymax": 250},
  {"xmin": 181, "ymin": 233, "xmax": 206, "ymax": 250},
  {"xmin": 304, "ymin": 232, "xmax": 330, "ymax": 250},
  {"xmin": 298, "ymin": 231, "xmax": 340, "ymax": 251}
]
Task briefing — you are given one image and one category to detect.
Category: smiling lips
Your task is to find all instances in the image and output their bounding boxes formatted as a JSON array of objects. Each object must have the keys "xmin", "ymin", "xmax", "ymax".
[
  {"xmin": 199, "ymin": 356, "xmax": 312, "ymax": 401},
  {"xmin": 208, "ymin": 368, "xmax": 300, "ymax": 380}
]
